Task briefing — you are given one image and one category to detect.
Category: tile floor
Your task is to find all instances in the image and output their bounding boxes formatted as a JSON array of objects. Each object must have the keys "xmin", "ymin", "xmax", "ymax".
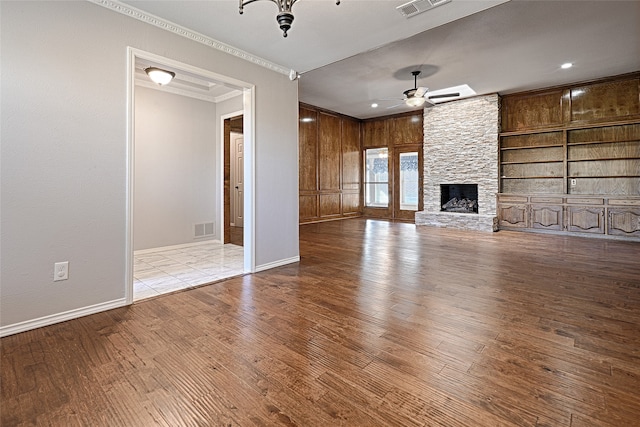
[{"xmin": 133, "ymin": 241, "xmax": 245, "ymax": 301}]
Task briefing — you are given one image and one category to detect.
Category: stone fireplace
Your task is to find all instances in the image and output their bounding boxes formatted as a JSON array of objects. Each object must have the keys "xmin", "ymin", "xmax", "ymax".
[{"xmin": 415, "ymin": 94, "xmax": 499, "ymax": 232}]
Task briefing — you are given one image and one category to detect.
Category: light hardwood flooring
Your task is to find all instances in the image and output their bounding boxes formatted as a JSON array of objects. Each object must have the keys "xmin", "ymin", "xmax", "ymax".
[{"xmin": 1, "ymin": 219, "xmax": 639, "ymax": 426}]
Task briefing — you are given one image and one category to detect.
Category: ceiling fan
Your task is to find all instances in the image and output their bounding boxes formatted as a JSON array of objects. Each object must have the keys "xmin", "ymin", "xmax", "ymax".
[{"xmin": 388, "ymin": 71, "xmax": 460, "ymax": 109}]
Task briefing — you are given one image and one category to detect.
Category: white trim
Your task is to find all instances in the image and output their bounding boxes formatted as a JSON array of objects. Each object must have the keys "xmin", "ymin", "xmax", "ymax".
[
  {"xmin": 214, "ymin": 90, "xmax": 244, "ymax": 104},
  {"xmin": 88, "ymin": 0, "xmax": 293, "ymax": 77},
  {"xmin": 243, "ymin": 88, "xmax": 257, "ymax": 273},
  {"xmin": 125, "ymin": 47, "xmax": 135, "ymax": 305},
  {"xmin": 0, "ymin": 298, "xmax": 127, "ymax": 338},
  {"xmin": 135, "ymin": 78, "xmax": 243, "ymax": 104},
  {"xmin": 133, "ymin": 239, "xmax": 223, "ymax": 255},
  {"xmin": 255, "ymin": 256, "xmax": 300, "ymax": 272},
  {"xmin": 220, "ymin": 109, "xmax": 244, "ymax": 243}
]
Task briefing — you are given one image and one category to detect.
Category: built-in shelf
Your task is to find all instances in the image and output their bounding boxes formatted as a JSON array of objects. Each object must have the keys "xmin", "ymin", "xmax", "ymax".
[
  {"xmin": 501, "ymin": 176, "xmax": 563, "ymax": 179},
  {"xmin": 568, "ymin": 175, "xmax": 640, "ymax": 179},
  {"xmin": 568, "ymin": 157, "xmax": 640, "ymax": 162},
  {"xmin": 502, "ymin": 160, "xmax": 564, "ymax": 165},
  {"xmin": 567, "ymin": 138, "xmax": 640, "ymax": 146},
  {"xmin": 500, "ymin": 144, "xmax": 563, "ymax": 150}
]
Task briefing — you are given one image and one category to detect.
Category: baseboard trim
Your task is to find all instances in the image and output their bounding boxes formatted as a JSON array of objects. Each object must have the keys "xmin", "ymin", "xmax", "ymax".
[
  {"xmin": 255, "ymin": 256, "xmax": 300, "ymax": 272},
  {"xmin": 134, "ymin": 239, "xmax": 222, "ymax": 255},
  {"xmin": 0, "ymin": 298, "xmax": 128, "ymax": 338}
]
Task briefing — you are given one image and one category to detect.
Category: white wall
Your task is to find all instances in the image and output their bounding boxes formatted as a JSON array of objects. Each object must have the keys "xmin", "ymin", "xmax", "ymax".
[
  {"xmin": 0, "ymin": 1, "xmax": 299, "ymax": 332},
  {"xmin": 134, "ymin": 86, "xmax": 217, "ymax": 250}
]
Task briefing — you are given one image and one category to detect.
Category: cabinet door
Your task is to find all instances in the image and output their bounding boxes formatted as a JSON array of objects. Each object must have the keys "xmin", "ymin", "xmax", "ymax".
[
  {"xmin": 531, "ymin": 205, "xmax": 563, "ymax": 230},
  {"xmin": 567, "ymin": 207, "xmax": 605, "ymax": 234},
  {"xmin": 608, "ymin": 208, "xmax": 640, "ymax": 237},
  {"xmin": 498, "ymin": 204, "xmax": 528, "ymax": 228}
]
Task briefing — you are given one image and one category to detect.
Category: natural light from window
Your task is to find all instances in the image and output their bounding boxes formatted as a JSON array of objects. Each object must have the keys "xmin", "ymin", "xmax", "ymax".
[
  {"xmin": 365, "ymin": 148, "xmax": 389, "ymax": 207},
  {"xmin": 400, "ymin": 152, "xmax": 419, "ymax": 211}
]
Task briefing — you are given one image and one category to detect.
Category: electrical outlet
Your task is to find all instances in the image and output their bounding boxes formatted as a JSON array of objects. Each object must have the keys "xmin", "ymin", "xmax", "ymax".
[
  {"xmin": 570, "ymin": 179, "xmax": 577, "ymax": 186},
  {"xmin": 54, "ymin": 261, "xmax": 69, "ymax": 281}
]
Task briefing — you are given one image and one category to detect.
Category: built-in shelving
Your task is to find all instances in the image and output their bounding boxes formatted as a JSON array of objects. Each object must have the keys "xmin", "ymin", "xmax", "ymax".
[{"xmin": 497, "ymin": 72, "xmax": 640, "ymax": 240}]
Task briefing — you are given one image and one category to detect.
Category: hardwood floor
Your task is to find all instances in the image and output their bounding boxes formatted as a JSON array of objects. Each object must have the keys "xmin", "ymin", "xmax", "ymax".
[
  {"xmin": 2, "ymin": 219, "xmax": 639, "ymax": 426},
  {"xmin": 230, "ymin": 225, "xmax": 244, "ymax": 246}
]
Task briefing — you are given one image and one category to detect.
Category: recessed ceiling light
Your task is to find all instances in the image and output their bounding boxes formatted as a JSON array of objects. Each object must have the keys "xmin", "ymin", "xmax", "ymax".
[
  {"xmin": 561, "ymin": 62, "xmax": 573, "ymax": 69},
  {"xmin": 371, "ymin": 103, "xmax": 378, "ymax": 108}
]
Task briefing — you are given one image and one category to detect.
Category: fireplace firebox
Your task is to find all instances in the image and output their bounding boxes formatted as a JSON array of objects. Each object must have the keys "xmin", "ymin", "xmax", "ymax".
[{"xmin": 440, "ymin": 184, "xmax": 478, "ymax": 214}]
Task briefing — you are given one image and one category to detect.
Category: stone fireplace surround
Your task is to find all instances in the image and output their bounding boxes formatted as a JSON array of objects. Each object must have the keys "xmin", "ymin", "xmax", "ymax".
[{"xmin": 415, "ymin": 94, "xmax": 499, "ymax": 232}]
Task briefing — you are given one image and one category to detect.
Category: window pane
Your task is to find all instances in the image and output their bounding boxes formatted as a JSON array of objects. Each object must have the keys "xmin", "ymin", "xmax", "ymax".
[
  {"xmin": 364, "ymin": 148, "xmax": 388, "ymax": 207},
  {"xmin": 365, "ymin": 183, "xmax": 389, "ymax": 207},
  {"xmin": 399, "ymin": 152, "xmax": 418, "ymax": 211}
]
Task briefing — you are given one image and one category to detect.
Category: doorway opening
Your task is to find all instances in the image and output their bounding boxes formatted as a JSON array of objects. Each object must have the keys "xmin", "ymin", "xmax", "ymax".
[
  {"xmin": 126, "ymin": 48, "xmax": 255, "ymax": 304},
  {"xmin": 224, "ymin": 114, "xmax": 244, "ymax": 247}
]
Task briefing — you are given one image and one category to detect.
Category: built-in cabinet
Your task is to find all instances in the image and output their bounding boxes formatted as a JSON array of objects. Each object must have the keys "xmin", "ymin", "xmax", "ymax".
[
  {"xmin": 299, "ymin": 104, "xmax": 362, "ymax": 224},
  {"xmin": 498, "ymin": 72, "xmax": 640, "ymax": 240}
]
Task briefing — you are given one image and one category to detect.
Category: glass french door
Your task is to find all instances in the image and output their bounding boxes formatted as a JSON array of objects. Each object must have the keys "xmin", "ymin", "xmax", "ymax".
[{"xmin": 393, "ymin": 146, "xmax": 423, "ymax": 220}]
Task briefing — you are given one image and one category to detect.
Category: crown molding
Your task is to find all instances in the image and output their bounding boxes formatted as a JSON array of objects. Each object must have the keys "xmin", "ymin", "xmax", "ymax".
[{"xmin": 88, "ymin": 0, "xmax": 292, "ymax": 76}]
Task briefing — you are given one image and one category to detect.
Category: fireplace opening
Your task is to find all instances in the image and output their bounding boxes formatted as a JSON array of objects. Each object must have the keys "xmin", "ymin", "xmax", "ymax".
[{"xmin": 441, "ymin": 184, "xmax": 478, "ymax": 214}]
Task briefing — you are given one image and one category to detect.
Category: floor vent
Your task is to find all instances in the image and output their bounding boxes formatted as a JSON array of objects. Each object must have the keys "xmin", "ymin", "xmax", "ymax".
[
  {"xmin": 194, "ymin": 222, "xmax": 215, "ymax": 238},
  {"xmin": 396, "ymin": 0, "xmax": 452, "ymax": 18}
]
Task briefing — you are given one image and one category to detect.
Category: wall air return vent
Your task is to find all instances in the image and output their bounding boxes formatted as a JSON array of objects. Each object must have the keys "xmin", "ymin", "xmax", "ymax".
[
  {"xmin": 194, "ymin": 222, "xmax": 215, "ymax": 239},
  {"xmin": 396, "ymin": 0, "xmax": 452, "ymax": 18}
]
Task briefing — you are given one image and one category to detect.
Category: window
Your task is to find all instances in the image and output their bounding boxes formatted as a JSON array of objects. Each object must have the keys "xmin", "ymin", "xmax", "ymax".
[{"xmin": 364, "ymin": 148, "xmax": 389, "ymax": 207}]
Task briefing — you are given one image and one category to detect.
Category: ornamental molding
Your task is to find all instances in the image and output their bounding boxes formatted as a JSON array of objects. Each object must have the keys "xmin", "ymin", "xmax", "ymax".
[{"xmin": 87, "ymin": 0, "xmax": 291, "ymax": 76}]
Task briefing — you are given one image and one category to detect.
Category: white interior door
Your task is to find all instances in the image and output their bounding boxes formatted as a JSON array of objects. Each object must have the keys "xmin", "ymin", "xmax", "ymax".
[{"xmin": 231, "ymin": 132, "xmax": 244, "ymax": 227}]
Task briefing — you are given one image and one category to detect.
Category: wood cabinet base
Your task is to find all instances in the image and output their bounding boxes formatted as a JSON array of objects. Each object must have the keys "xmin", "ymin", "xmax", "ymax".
[{"xmin": 498, "ymin": 193, "xmax": 640, "ymax": 240}]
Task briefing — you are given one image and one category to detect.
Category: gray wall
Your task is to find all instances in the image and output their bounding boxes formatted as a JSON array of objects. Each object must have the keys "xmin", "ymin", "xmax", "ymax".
[
  {"xmin": 0, "ymin": 1, "xmax": 299, "ymax": 330},
  {"xmin": 134, "ymin": 86, "xmax": 218, "ymax": 250}
]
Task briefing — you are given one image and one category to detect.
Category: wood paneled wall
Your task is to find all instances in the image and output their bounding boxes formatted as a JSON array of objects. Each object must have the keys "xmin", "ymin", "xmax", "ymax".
[
  {"xmin": 498, "ymin": 72, "xmax": 640, "ymax": 240},
  {"xmin": 299, "ymin": 104, "xmax": 362, "ymax": 224},
  {"xmin": 362, "ymin": 111, "xmax": 424, "ymax": 220}
]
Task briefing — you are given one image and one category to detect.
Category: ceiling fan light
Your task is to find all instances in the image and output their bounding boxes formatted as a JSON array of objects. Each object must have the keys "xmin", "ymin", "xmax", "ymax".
[
  {"xmin": 145, "ymin": 67, "xmax": 175, "ymax": 85},
  {"xmin": 405, "ymin": 96, "xmax": 426, "ymax": 107}
]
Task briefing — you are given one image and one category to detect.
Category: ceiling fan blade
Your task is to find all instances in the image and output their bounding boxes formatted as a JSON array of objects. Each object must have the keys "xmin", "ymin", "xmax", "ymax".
[
  {"xmin": 428, "ymin": 92, "xmax": 460, "ymax": 99},
  {"xmin": 414, "ymin": 87, "xmax": 428, "ymax": 98},
  {"xmin": 386, "ymin": 103, "xmax": 405, "ymax": 109}
]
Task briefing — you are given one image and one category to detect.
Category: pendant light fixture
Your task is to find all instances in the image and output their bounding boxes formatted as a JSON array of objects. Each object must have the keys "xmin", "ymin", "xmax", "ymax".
[
  {"xmin": 144, "ymin": 67, "xmax": 176, "ymax": 86},
  {"xmin": 239, "ymin": 0, "xmax": 340, "ymax": 37}
]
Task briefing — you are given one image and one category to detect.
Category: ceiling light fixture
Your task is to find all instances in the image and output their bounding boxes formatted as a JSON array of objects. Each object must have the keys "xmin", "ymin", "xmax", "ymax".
[
  {"xmin": 561, "ymin": 62, "xmax": 573, "ymax": 69},
  {"xmin": 239, "ymin": 0, "xmax": 340, "ymax": 37},
  {"xmin": 405, "ymin": 96, "xmax": 426, "ymax": 107},
  {"xmin": 144, "ymin": 67, "xmax": 175, "ymax": 85},
  {"xmin": 371, "ymin": 103, "xmax": 379, "ymax": 108}
]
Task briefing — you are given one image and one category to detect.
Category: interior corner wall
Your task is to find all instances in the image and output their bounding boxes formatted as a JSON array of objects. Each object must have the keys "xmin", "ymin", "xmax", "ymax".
[
  {"xmin": 134, "ymin": 86, "xmax": 217, "ymax": 251},
  {"xmin": 0, "ymin": 1, "xmax": 299, "ymax": 332}
]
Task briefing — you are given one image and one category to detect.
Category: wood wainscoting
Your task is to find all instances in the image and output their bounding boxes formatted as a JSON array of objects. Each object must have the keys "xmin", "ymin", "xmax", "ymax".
[
  {"xmin": 2, "ymin": 218, "xmax": 640, "ymax": 426},
  {"xmin": 299, "ymin": 104, "xmax": 362, "ymax": 224}
]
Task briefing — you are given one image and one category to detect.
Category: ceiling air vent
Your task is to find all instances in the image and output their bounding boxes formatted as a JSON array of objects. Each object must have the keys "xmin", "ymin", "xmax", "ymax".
[{"xmin": 396, "ymin": 0, "xmax": 452, "ymax": 18}]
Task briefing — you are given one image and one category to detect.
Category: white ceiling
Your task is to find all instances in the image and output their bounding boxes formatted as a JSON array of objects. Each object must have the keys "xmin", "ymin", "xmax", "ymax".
[{"xmin": 121, "ymin": 0, "xmax": 640, "ymax": 119}]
